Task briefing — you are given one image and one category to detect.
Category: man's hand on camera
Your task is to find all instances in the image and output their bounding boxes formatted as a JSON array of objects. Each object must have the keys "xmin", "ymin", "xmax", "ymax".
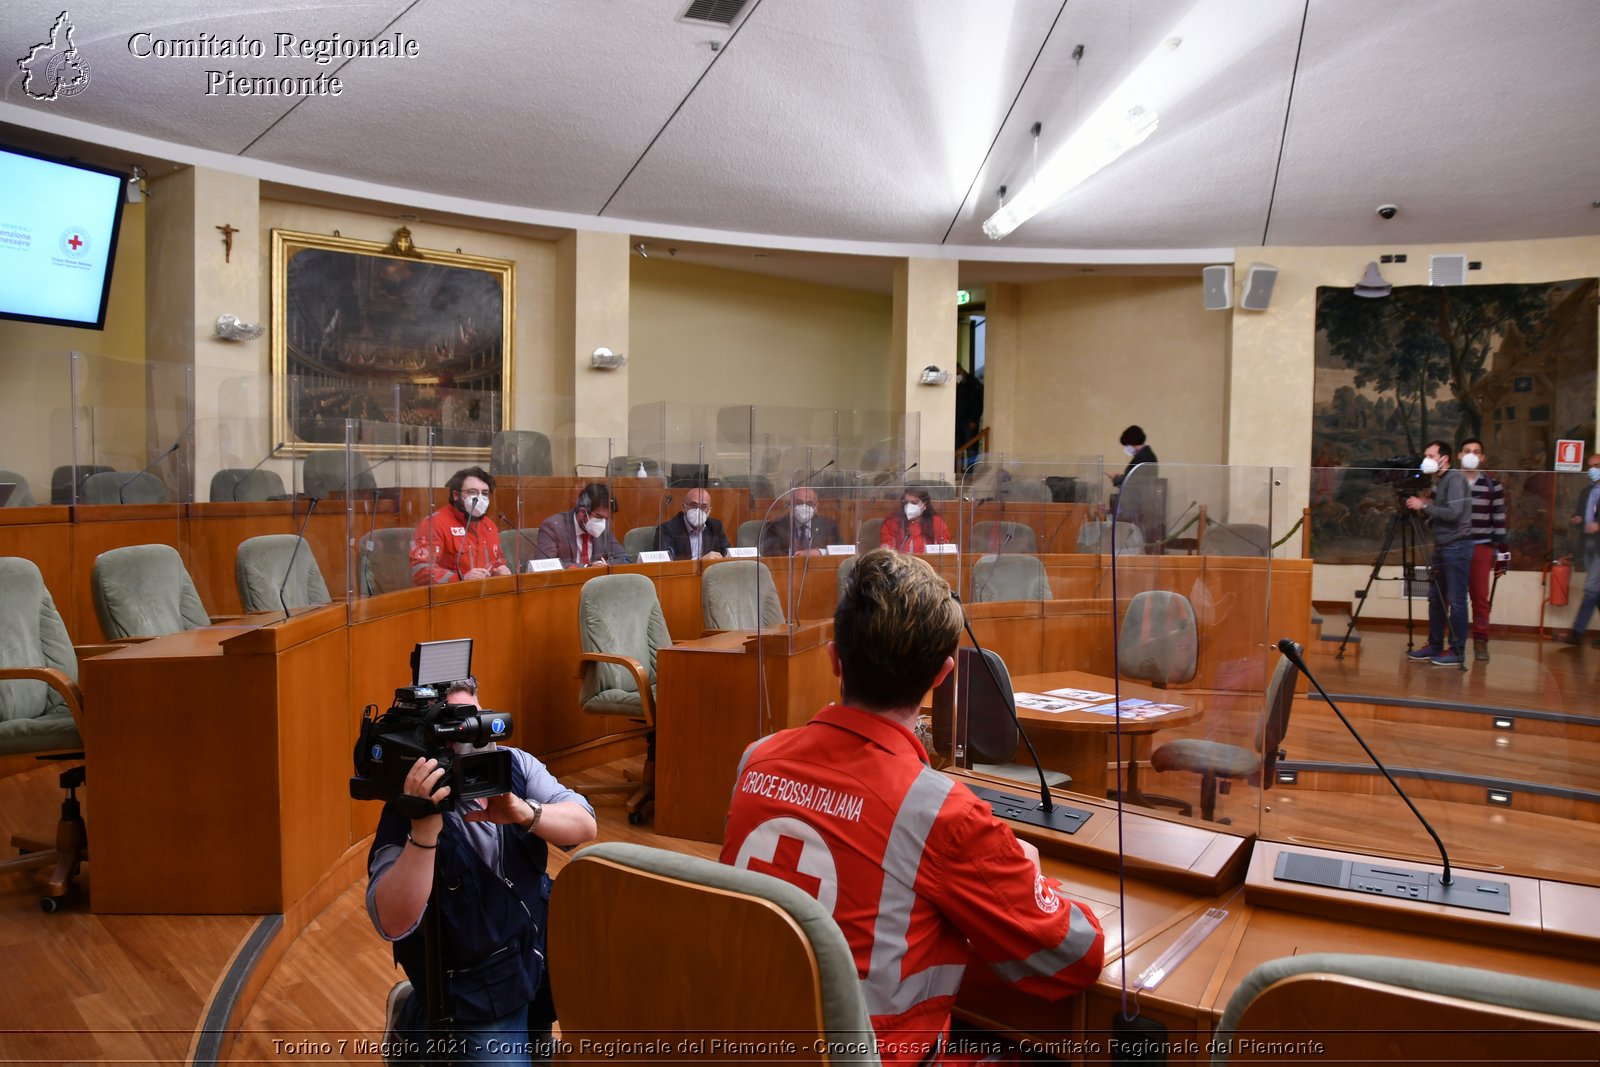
[
  {"xmin": 404, "ymin": 757, "xmax": 451, "ymax": 843},
  {"xmin": 1404, "ymin": 495, "xmax": 1427, "ymax": 512},
  {"xmin": 463, "ymin": 792, "xmax": 536, "ymax": 830}
]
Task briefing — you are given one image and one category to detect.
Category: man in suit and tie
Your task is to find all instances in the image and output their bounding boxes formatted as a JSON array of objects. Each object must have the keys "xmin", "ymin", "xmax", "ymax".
[
  {"xmin": 761, "ymin": 485, "xmax": 841, "ymax": 557},
  {"xmin": 654, "ymin": 487, "xmax": 730, "ymax": 561},
  {"xmin": 534, "ymin": 482, "xmax": 631, "ymax": 568},
  {"xmin": 1563, "ymin": 452, "xmax": 1600, "ymax": 646}
]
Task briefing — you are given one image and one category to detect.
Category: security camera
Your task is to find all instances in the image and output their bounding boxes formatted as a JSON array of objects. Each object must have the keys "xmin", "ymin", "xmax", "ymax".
[{"xmin": 1377, "ymin": 204, "xmax": 1399, "ymax": 220}]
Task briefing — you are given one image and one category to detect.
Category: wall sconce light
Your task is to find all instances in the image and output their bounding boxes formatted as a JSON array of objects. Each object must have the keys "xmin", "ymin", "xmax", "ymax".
[
  {"xmin": 591, "ymin": 346, "xmax": 627, "ymax": 370},
  {"xmin": 215, "ymin": 313, "xmax": 263, "ymax": 341},
  {"xmin": 1354, "ymin": 261, "xmax": 1392, "ymax": 298},
  {"xmin": 919, "ymin": 365, "xmax": 951, "ymax": 385},
  {"xmin": 633, "ymin": 242, "xmax": 649, "ymax": 258}
]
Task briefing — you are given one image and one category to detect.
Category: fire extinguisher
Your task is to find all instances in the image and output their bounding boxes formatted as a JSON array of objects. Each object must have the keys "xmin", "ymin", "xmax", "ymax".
[{"xmin": 1550, "ymin": 557, "xmax": 1572, "ymax": 607}]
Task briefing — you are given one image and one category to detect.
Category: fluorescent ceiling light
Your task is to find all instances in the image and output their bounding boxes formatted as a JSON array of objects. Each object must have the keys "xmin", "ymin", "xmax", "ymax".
[{"xmin": 982, "ymin": 104, "xmax": 1159, "ymax": 240}]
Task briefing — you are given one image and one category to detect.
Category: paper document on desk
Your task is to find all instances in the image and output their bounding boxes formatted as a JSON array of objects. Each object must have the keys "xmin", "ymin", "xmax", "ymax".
[
  {"xmin": 1013, "ymin": 692, "xmax": 1082, "ymax": 713},
  {"xmin": 1074, "ymin": 698, "xmax": 1186, "ymax": 720},
  {"xmin": 1043, "ymin": 687, "xmax": 1116, "ymax": 707}
]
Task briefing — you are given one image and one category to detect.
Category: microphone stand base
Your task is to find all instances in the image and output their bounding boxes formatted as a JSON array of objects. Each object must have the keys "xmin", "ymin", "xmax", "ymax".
[
  {"xmin": 1274, "ymin": 850, "xmax": 1511, "ymax": 914},
  {"xmin": 969, "ymin": 785, "xmax": 1092, "ymax": 835}
]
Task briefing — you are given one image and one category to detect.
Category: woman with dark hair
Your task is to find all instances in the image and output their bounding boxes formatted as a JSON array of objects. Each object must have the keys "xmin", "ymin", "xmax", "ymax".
[{"xmin": 879, "ymin": 487, "xmax": 951, "ymax": 553}]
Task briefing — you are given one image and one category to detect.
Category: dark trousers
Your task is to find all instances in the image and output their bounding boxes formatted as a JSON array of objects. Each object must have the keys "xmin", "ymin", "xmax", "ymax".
[
  {"xmin": 1573, "ymin": 539, "xmax": 1600, "ymax": 636},
  {"xmin": 1427, "ymin": 539, "xmax": 1473, "ymax": 654}
]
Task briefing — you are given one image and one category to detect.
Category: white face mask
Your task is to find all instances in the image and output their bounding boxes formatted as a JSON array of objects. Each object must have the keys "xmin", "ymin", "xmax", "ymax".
[
  {"xmin": 684, "ymin": 506, "xmax": 708, "ymax": 529},
  {"xmin": 1420, "ymin": 456, "xmax": 1440, "ymax": 475},
  {"xmin": 1589, "ymin": 466, "xmax": 1600, "ymax": 483},
  {"xmin": 1124, "ymin": 445, "xmax": 1138, "ymax": 457},
  {"xmin": 1459, "ymin": 452, "xmax": 1481, "ymax": 471},
  {"xmin": 904, "ymin": 502, "xmax": 925, "ymax": 521},
  {"xmin": 583, "ymin": 515, "xmax": 607, "ymax": 538},
  {"xmin": 460, "ymin": 492, "xmax": 489, "ymax": 518},
  {"xmin": 793, "ymin": 503, "xmax": 815, "ymax": 524}
]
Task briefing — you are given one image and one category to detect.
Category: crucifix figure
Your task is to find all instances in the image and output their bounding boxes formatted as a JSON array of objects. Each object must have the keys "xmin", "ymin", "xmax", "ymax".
[{"xmin": 216, "ymin": 224, "xmax": 239, "ymax": 263}]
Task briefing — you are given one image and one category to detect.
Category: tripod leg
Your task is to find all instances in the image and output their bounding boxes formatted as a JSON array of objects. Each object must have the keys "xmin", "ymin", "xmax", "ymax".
[{"xmin": 1338, "ymin": 508, "xmax": 1405, "ymax": 658}]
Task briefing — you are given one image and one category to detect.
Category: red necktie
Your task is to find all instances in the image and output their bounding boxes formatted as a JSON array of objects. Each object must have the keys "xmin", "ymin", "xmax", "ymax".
[{"xmin": 581, "ymin": 531, "xmax": 592, "ymax": 565}]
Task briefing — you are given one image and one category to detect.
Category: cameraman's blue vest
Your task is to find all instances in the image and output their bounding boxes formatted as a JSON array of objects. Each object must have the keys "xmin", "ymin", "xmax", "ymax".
[{"xmin": 376, "ymin": 759, "xmax": 550, "ymax": 1025}]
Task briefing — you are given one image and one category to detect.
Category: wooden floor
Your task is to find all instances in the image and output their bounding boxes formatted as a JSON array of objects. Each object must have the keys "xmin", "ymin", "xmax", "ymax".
[{"xmin": 1, "ymin": 627, "xmax": 1596, "ymax": 1065}]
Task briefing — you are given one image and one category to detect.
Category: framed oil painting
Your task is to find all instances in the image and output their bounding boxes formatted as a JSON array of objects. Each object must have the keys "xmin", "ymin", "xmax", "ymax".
[{"xmin": 270, "ymin": 228, "xmax": 513, "ymax": 457}]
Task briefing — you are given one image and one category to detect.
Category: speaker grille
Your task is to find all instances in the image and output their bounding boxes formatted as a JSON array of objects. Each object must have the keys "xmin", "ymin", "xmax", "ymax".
[
  {"xmin": 1430, "ymin": 254, "xmax": 1468, "ymax": 286},
  {"xmin": 681, "ymin": 0, "xmax": 750, "ymax": 25}
]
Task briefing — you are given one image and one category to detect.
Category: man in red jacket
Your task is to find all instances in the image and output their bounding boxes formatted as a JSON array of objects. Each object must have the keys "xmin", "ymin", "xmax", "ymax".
[
  {"xmin": 410, "ymin": 466, "xmax": 513, "ymax": 585},
  {"xmin": 721, "ymin": 548, "xmax": 1104, "ymax": 1064}
]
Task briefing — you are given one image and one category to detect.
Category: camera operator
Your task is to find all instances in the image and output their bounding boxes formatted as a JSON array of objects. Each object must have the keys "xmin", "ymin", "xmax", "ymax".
[
  {"xmin": 1404, "ymin": 441, "xmax": 1473, "ymax": 667},
  {"xmin": 367, "ymin": 677, "xmax": 596, "ymax": 1065}
]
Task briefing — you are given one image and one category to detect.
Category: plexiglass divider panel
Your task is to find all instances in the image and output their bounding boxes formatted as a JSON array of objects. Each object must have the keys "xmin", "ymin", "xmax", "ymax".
[
  {"xmin": 1269, "ymin": 460, "xmax": 1595, "ymax": 889},
  {"xmin": 0, "ymin": 350, "xmax": 77, "ymax": 508}
]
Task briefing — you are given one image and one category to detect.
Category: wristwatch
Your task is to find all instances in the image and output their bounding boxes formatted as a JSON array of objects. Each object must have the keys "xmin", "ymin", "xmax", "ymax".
[{"xmin": 524, "ymin": 798, "xmax": 544, "ymax": 833}]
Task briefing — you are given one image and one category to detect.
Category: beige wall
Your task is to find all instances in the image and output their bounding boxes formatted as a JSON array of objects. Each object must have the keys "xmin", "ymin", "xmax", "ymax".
[
  {"xmin": 0, "ymin": 203, "xmax": 147, "ymax": 501},
  {"xmin": 628, "ymin": 258, "xmax": 895, "ymax": 427},
  {"xmin": 1002, "ymin": 274, "xmax": 1230, "ymax": 471}
]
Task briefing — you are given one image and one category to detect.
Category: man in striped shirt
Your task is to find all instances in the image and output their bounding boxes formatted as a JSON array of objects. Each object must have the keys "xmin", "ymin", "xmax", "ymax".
[{"xmin": 1458, "ymin": 439, "xmax": 1510, "ymax": 661}]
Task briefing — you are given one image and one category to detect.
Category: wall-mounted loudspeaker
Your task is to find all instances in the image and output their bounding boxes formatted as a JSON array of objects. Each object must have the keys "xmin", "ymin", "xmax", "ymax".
[
  {"xmin": 1203, "ymin": 265, "xmax": 1232, "ymax": 310},
  {"xmin": 1240, "ymin": 262, "xmax": 1279, "ymax": 310}
]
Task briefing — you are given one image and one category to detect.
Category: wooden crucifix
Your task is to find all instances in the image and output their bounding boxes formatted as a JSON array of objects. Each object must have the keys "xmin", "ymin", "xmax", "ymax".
[{"xmin": 216, "ymin": 224, "xmax": 239, "ymax": 263}]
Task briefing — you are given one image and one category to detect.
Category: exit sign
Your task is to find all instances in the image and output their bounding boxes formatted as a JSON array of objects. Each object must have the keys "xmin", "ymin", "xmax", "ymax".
[{"xmin": 955, "ymin": 289, "xmax": 971, "ymax": 305}]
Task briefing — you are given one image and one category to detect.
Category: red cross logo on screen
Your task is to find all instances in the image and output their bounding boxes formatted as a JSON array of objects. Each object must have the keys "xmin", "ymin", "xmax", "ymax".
[
  {"xmin": 733, "ymin": 816, "xmax": 838, "ymax": 913},
  {"xmin": 67, "ymin": 233, "xmax": 82, "ymax": 250}
]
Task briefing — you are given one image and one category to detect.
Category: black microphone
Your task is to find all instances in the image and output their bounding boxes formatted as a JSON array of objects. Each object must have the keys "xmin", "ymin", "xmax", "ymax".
[
  {"xmin": 278, "ymin": 497, "xmax": 319, "ymax": 619},
  {"xmin": 230, "ymin": 441, "xmax": 286, "ymax": 501},
  {"xmin": 653, "ymin": 493, "xmax": 673, "ymax": 556},
  {"xmin": 1275, "ymin": 638, "xmax": 1454, "ymax": 886},
  {"xmin": 951, "ymin": 592, "xmax": 1086, "ymax": 832},
  {"xmin": 118, "ymin": 440, "xmax": 181, "ymax": 503},
  {"xmin": 889, "ymin": 460, "xmax": 919, "ymax": 483},
  {"xmin": 805, "ymin": 458, "xmax": 836, "ymax": 486}
]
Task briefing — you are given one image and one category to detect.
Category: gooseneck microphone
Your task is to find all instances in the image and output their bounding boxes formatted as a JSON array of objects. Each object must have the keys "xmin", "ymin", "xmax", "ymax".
[
  {"xmin": 277, "ymin": 497, "xmax": 320, "ymax": 619},
  {"xmin": 231, "ymin": 441, "xmax": 286, "ymax": 501},
  {"xmin": 805, "ymin": 459, "xmax": 836, "ymax": 486},
  {"xmin": 1275, "ymin": 638, "xmax": 1452, "ymax": 886},
  {"xmin": 118, "ymin": 440, "xmax": 182, "ymax": 503}
]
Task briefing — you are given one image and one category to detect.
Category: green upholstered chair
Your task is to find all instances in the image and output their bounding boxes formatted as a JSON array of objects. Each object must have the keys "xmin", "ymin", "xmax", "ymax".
[
  {"xmin": 835, "ymin": 554, "xmax": 856, "ymax": 603},
  {"xmin": 623, "ymin": 524, "xmax": 662, "ymax": 559},
  {"xmin": 91, "ymin": 544, "xmax": 211, "ymax": 639},
  {"xmin": 0, "ymin": 471, "xmax": 36, "ymax": 507},
  {"xmin": 736, "ymin": 519, "xmax": 764, "ymax": 549},
  {"xmin": 358, "ymin": 528, "xmax": 414, "ymax": 595},
  {"xmin": 931, "ymin": 646, "xmax": 1070, "ymax": 790},
  {"xmin": 701, "ymin": 560, "xmax": 785, "ymax": 631},
  {"xmin": 499, "ymin": 527, "xmax": 541, "ymax": 572},
  {"xmin": 855, "ymin": 516, "xmax": 885, "ymax": 553},
  {"xmin": 1076, "ymin": 519, "xmax": 1145, "ymax": 554},
  {"xmin": 81, "ymin": 470, "xmax": 169, "ymax": 505},
  {"xmin": 489, "ymin": 430, "xmax": 553, "ymax": 477},
  {"xmin": 1200, "ymin": 522, "xmax": 1271, "ymax": 556},
  {"xmin": 0, "ymin": 557, "xmax": 87, "ymax": 910},
  {"xmin": 208, "ymin": 468, "xmax": 286, "ymax": 502},
  {"xmin": 234, "ymin": 534, "xmax": 332, "ymax": 613},
  {"xmin": 1211, "ymin": 953, "xmax": 1600, "ymax": 1066},
  {"xmin": 1118, "ymin": 590, "xmax": 1197, "ymax": 687},
  {"xmin": 971, "ymin": 554, "xmax": 1052, "ymax": 603},
  {"xmin": 578, "ymin": 574, "xmax": 671, "ymax": 824},
  {"xmin": 50, "ymin": 464, "xmax": 112, "ymax": 504},
  {"xmin": 302, "ymin": 451, "xmax": 377, "ymax": 498},
  {"xmin": 549, "ymin": 842, "xmax": 879, "ymax": 1065},
  {"xmin": 970, "ymin": 520, "xmax": 1038, "ymax": 555},
  {"xmin": 1150, "ymin": 641, "xmax": 1298, "ymax": 822}
]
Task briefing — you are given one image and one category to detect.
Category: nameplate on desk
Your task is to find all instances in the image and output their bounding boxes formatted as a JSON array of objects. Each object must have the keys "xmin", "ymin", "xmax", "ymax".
[
  {"xmin": 925, "ymin": 543, "xmax": 959, "ymax": 555},
  {"xmin": 526, "ymin": 558, "xmax": 563, "ymax": 573},
  {"xmin": 727, "ymin": 546, "xmax": 758, "ymax": 558},
  {"xmin": 826, "ymin": 544, "xmax": 857, "ymax": 556},
  {"xmin": 637, "ymin": 550, "xmax": 671, "ymax": 564}
]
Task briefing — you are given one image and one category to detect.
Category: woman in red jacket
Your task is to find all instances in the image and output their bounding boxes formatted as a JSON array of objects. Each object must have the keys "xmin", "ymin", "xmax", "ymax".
[{"xmin": 879, "ymin": 486, "xmax": 951, "ymax": 553}]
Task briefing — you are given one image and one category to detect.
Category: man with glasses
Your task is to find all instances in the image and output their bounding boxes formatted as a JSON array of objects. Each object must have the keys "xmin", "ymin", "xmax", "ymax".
[
  {"xmin": 410, "ymin": 466, "xmax": 513, "ymax": 585},
  {"xmin": 654, "ymin": 487, "xmax": 730, "ymax": 561}
]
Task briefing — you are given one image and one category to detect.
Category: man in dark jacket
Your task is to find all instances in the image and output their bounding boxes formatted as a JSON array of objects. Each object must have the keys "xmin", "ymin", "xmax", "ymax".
[{"xmin": 654, "ymin": 487, "xmax": 730, "ymax": 561}]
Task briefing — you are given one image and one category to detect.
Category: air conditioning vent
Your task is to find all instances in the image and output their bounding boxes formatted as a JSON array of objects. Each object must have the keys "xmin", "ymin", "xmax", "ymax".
[
  {"xmin": 1430, "ymin": 254, "xmax": 1468, "ymax": 286},
  {"xmin": 681, "ymin": 0, "xmax": 750, "ymax": 26}
]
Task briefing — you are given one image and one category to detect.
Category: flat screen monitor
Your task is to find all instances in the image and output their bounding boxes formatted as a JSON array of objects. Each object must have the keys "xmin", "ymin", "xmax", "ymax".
[
  {"xmin": 0, "ymin": 144, "xmax": 127, "ymax": 330},
  {"xmin": 670, "ymin": 463, "xmax": 710, "ymax": 488}
]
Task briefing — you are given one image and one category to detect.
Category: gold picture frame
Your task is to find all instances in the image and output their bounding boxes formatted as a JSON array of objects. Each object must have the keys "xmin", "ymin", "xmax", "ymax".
[{"xmin": 270, "ymin": 227, "xmax": 514, "ymax": 457}]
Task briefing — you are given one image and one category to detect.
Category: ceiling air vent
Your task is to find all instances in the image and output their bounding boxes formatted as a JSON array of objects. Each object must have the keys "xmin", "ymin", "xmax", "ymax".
[
  {"xmin": 681, "ymin": 0, "xmax": 750, "ymax": 26},
  {"xmin": 1429, "ymin": 254, "xmax": 1468, "ymax": 286}
]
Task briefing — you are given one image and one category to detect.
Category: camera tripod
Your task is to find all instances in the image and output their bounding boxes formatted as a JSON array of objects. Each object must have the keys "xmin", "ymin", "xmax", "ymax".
[{"xmin": 1336, "ymin": 500, "xmax": 1444, "ymax": 658}]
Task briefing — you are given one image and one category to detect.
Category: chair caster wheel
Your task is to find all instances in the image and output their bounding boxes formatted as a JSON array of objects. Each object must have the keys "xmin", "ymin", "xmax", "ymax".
[
  {"xmin": 627, "ymin": 811, "xmax": 643, "ymax": 826},
  {"xmin": 40, "ymin": 895, "xmax": 64, "ymax": 913}
]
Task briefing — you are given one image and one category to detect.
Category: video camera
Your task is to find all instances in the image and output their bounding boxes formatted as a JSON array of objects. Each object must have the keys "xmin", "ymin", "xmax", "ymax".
[
  {"xmin": 1371, "ymin": 455, "xmax": 1433, "ymax": 497},
  {"xmin": 349, "ymin": 638, "xmax": 514, "ymax": 818}
]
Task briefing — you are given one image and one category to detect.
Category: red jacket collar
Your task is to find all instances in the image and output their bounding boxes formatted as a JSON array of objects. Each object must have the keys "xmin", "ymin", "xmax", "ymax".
[{"xmin": 811, "ymin": 704, "xmax": 929, "ymax": 766}]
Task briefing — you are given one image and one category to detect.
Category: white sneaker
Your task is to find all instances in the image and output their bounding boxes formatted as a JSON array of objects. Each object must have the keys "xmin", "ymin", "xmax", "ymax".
[{"xmin": 383, "ymin": 981, "xmax": 413, "ymax": 1065}]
